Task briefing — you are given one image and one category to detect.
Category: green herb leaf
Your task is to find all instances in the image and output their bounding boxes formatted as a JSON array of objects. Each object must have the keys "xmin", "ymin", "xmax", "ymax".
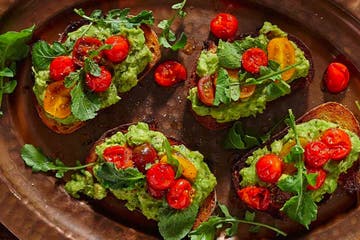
[
  {"xmin": 0, "ymin": 68, "xmax": 14, "ymax": 77},
  {"xmin": 127, "ymin": 10, "xmax": 155, "ymax": 26},
  {"xmin": 70, "ymin": 82, "xmax": 101, "ymax": 121},
  {"xmin": 305, "ymin": 173, "xmax": 318, "ymax": 187},
  {"xmin": 84, "ymin": 58, "xmax": 101, "ymax": 77},
  {"xmin": 217, "ymin": 40, "xmax": 242, "ymax": 69},
  {"xmin": 2, "ymin": 80, "xmax": 17, "ymax": 94},
  {"xmin": 88, "ymin": 44, "xmax": 112, "ymax": 59},
  {"xmin": 171, "ymin": 32, "xmax": 187, "ymax": 51},
  {"xmin": 163, "ymin": 139, "xmax": 182, "ymax": 178},
  {"xmin": 277, "ymin": 174, "xmax": 303, "ymax": 194},
  {"xmin": 224, "ymin": 121, "xmax": 259, "ymax": 150},
  {"xmin": 264, "ymin": 80, "xmax": 291, "ymax": 101},
  {"xmin": 214, "ymin": 68, "xmax": 232, "ymax": 106},
  {"xmin": 64, "ymin": 70, "xmax": 82, "ymax": 88},
  {"xmin": 94, "ymin": 162, "xmax": 145, "ymax": 189},
  {"xmin": 234, "ymin": 36, "xmax": 267, "ymax": 52},
  {"xmin": 31, "ymin": 41, "xmax": 68, "ymax": 71}
]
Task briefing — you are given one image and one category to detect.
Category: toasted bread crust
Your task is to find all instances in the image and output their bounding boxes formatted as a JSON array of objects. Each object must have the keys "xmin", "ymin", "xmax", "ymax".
[
  {"xmin": 36, "ymin": 21, "xmax": 160, "ymax": 134},
  {"xmin": 232, "ymin": 102, "xmax": 360, "ymax": 214},
  {"xmin": 188, "ymin": 34, "xmax": 314, "ymax": 130},
  {"xmin": 86, "ymin": 123, "xmax": 217, "ymax": 229}
]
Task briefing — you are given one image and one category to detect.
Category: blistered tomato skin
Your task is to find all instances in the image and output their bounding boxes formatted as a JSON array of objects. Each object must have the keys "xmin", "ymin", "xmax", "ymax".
[
  {"xmin": 197, "ymin": 75, "xmax": 215, "ymax": 106},
  {"xmin": 304, "ymin": 141, "xmax": 330, "ymax": 168},
  {"xmin": 146, "ymin": 163, "xmax": 175, "ymax": 191},
  {"xmin": 307, "ymin": 168, "xmax": 327, "ymax": 191},
  {"xmin": 72, "ymin": 37, "xmax": 103, "ymax": 66},
  {"xmin": 325, "ymin": 62, "xmax": 350, "ymax": 93},
  {"xmin": 321, "ymin": 128, "xmax": 352, "ymax": 160},
  {"xmin": 147, "ymin": 185, "xmax": 165, "ymax": 199},
  {"xmin": 242, "ymin": 48, "xmax": 268, "ymax": 74},
  {"xmin": 132, "ymin": 143, "xmax": 158, "ymax": 173},
  {"xmin": 210, "ymin": 13, "xmax": 238, "ymax": 40},
  {"xmin": 85, "ymin": 66, "xmax": 112, "ymax": 92},
  {"xmin": 49, "ymin": 56, "xmax": 76, "ymax": 81},
  {"xmin": 166, "ymin": 179, "xmax": 193, "ymax": 210},
  {"xmin": 103, "ymin": 35, "xmax": 130, "ymax": 63},
  {"xmin": 154, "ymin": 61, "xmax": 187, "ymax": 87},
  {"xmin": 237, "ymin": 186, "xmax": 270, "ymax": 211},
  {"xmin": 103, "ymin": 145, "xmax": 134, "ymax": 169},
  {"xmin": 255, "ymin": 154, "xmax": 283, "ymax": 183}
]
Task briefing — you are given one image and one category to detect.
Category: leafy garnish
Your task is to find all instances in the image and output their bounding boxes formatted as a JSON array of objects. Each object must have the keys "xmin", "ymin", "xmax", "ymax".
[
  {"xmin": 21, "ymin": 144, "xmax": 94, "ymax": 178},
  {"xmin": 94, "ymin": 162, "xmax": 145, "ymax": 189},
  {"xmin": 213, "ymin": 68, "xmax": 233, "ymax": 106},
  {"xmin": 31, "ymin": 40, "xmax": 69, "ymax": 71},
  {"xmin": 355, "ymin": 100, "xmax": 360, "ymax": 112},
  {"xmin": 84, "ymin": 58, "xmax": 101, "ymax": 77},
  {"xmin": 163, "ymin": 139, "xmax": 182, "ymax": 178},
  {"xmin": 0, "ymin": 26, "xmax": 34, "ymax": 115},
  {"xmin": 217, "ymin": 40, "xmax": 242, "ymax": 69},
  {"xmin": 276, "ymin": 109, "xmax": 317, "ymax": 228},
  {"xmin": 188, "ymin": 203, "xmax": 287, "ymax": 239},
  {"xmin": 64, "ymin": 70, "xmax": 82, "ymax": 88},
  {"xmin": 157, "ymin": 0, "xmax": 188, "ymax": 50}
]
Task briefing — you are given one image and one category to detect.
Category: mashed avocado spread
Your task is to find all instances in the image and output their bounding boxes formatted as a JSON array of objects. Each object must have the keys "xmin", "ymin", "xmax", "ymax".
[
  {"xmin": 188, "ymin": 22, "xmax": 310, "ymax": 123},
  {"xmin": 239, "ymin": 119, "xmax": 360, "ymax": 203}
]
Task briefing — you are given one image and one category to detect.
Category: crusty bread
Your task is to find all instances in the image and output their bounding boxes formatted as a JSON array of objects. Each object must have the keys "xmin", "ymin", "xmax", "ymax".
[
  {"xmin": 232, "ymin": 102, "xmax": 360, "ymax": 215},
  {"xmin": 188, "ymin": 34, "xmax": 314, "ymax": 130},
  {"xmin": 86, "ymin": 123, "xmax": 217, "ymax": 230},
  {"xmin": 36, "ymin": 21, "xmax": 160, "ymax": 134}
]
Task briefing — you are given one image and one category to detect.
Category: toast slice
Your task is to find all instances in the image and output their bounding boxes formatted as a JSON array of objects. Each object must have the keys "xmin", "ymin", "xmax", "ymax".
[
  {"xmin": 35, "ymin": 20, "xmax": 160, "ymax": 134},
  {"xmin": 188, "ymin": 34, "xmax": 314, "ymax": 130},
  {"xmin": 232, "ymin": 102, "xmax": 360, "ymax": 217}
]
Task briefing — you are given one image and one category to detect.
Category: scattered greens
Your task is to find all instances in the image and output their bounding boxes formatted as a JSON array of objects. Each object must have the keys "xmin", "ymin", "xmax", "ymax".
[
  {"xmin": 31, "ymin": 40, "xmax": 69, "ymax": 71},
  {"xmin": 188, "ymin": 203, "xmax": 287, "ymax": 239},
  {"xmin": 0, "ymin": 26, "xmax": 34, "ymax": 115},
  {"xmin": 158, "ymin": 0, "xmax": 188, "ymax": 50}
]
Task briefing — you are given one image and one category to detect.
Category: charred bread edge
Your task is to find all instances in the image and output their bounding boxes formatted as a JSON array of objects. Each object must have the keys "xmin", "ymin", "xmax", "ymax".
[
  {"xmin": 35, "ymin": 20, "xmax": 160, "ymax": 134},
  {"xmin": 86, "ymin": 122, "xmax": 217, "ymax": 230},
  {"xmin": 188, "ymin": 33, "xmax": 314, "ymax": 130},
  {"xmin": 231, "ymin": 102, "xmax": 360, "ymax": 215}
]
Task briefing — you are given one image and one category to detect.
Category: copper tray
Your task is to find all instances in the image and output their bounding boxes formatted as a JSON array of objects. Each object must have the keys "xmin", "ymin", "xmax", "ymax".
[{"xmin": 1, "ymin": 0, "xmax": 360, "ymax": 239}]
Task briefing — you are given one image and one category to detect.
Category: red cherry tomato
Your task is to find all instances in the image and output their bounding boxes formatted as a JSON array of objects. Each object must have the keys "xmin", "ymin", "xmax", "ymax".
[
  {"xmin": 307, "ymin": 168, "xmax": 327, "ymax": 191},
  {"xmin": 49, "ymin": 56, "xmax": 76, "ymax": 81},
  {"xmin": 146, "ymin": 163, "xmax": 175, "ymax": 191},
  {"xmin": 103, "ymin": 145, "xmax": 133, "ymax": 169},
  {"xmin": 85, "ymin": 66, "xmax": 112, "ymax": 92},
  {"xmin": 255, "ymin": 154, "xmax": 283, "ymax": 183},
  {"xmin": 210, "ymin": 13, "xmax": 238, "ymax": 40},
  {"xmin": 166, "ymin": 178, "xmax": 193, "ymax": 210},
  {"xmin": 237, "ymin": 186, "xmax": 270, "ymax": 211},
  {"xmin": 132, "ymin": 143, "xmax": 158, "ymax": 173},
  {"xmin": 321, "ymin": 128, "xmax": 352, "ymax": 160},
  {"xmin": 242, "ymin": 48, "xmax": 268, "ymax": 74},
  {"xmin": 154, "ymin": 61, "xmax": 187, "ymax": 87},
  {"xmin": 197, "ymin": 75, "xmax": 215, "ymax": 106},
  {"xmin": 72, "ymin": 37, "xmax": 103, "ymax": 66},
  {"xmin": 325, "ymin": 62, "xmax": 350, "ymax": 93},
  {"xmin": 304, "ymin": 141, "xmax": 330, "ymax": 168},
  {"xmin": 147, "ymin": 185, "xmax": 165, "ymax": 199},
  {"xmin": 103, "ymin": 35, "xmax": 130, "ymax": 63}
]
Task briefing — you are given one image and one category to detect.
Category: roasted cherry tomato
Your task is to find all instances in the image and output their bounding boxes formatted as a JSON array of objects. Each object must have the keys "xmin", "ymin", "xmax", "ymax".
[
  {"xmin": 103, "ymin": 145, "xmax": 134, "ymax": 169},
  {"xmin": 237, "ymin": 186, "xmax": 270, "ymax": 211},
  {"xmin": 49, "ymin": 56, "xmax": 76, "ymax": 81},
  {"xmin": 154, "ymin": 61, "xmax": 187, "ymax": 87},
  {"xmin": 132, "ymin": 143, "xmax": 158, "ymax": 173},
  {"xmin": 307, "ymin": 168, "xmax": 327, "ymax": 191},
  {"xmin": 321, "ymin": 128, "xmax": 352, "ymax": 160},
  {"xmin": 197, "ymin": 75, "xmax": 215, "ymax": 106},
  {"xmin": 85, "ymin": 66, "xmax": 112, "ymax": 92},
  {"xmin": 146, "ymin": 163, "xmax": 175, "ymax": 191},
  {"xmin": 103, "ymin": 35, "xmax": 130, "ymax": 63},
  {"xmin": 242, "ymin": 48, "xmax": 268, "ymax": 74},
  {"xmin": 43, "ymin": 81, "xmax": 72, "ymax": 119},
  {"xmin": 147, "ymin": 185, "xmax": 165, "ymax": 199},
  {"xmin": 210, "ymin": 13, "xmax": 238, "ymax": 40},
  {"xmin": 255, "ymin": 154, "xmax": 283, "ymax": 183},
  {"xmin": 304, "ymin": 141, "xmax": 330, "ymax": 168},
  {"xmin": 72, "ymin": 37, "xmax": 103, "ymax": 66},
  {"xmin": 166, "ymin": 178, "xmax": 193, "ymax": 210},
  {"xmin": 324, "ymin": 62, "xmax": 350, "ymax": 93}
]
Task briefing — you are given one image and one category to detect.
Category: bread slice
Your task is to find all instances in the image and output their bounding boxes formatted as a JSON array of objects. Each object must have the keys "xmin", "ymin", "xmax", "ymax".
[
  {"xmin": 188, "ymin": 34, "xmax": 314, "ymax": 130},
  {"xmin": 232, "ymin": 102, "xmax": 360, "ymax": 216},
  {"xmin": 85, "ymin": 123, "xmax": 217, "ymax": 232},
  {"xmin": 35, "ymin": 20, "xmax": 160, "ymax": 134}
]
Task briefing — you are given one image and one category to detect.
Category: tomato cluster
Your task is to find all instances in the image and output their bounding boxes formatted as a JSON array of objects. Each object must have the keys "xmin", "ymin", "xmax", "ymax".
[{"xmin": 102, "ymin": 143, "xmax": 194, "ymax": 210}]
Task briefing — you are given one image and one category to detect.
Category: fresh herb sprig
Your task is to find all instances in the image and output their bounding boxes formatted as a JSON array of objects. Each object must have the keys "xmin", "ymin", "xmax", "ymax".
[
  {"xmin": 21, "ymin": 144, "xmax": 95, "ymax": 178},
  {"xmin": 0, "ymin": 26, "xmax": 34, "ymax": 115},
  {"xmin": 188, "ymin": 203, "xmax": 287, "ymax": 239},
  {"xmin": 163, "ymin": 139, "xmax": 182, "ymax": 178},
  {"xmin": 158, "ymin": 0, "xmax": 188, "ymax": 50}
]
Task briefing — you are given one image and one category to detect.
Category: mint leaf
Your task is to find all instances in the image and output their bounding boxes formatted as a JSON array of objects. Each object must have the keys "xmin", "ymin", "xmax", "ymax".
[
  {"xmin": 217, "ymin": 40, "xmax": 241, "ymax": 69},
  {"xmin": 84, "ymin": 58, "xmax": 101, "ymax": 77},
  {"xmin": 159, "ymin": 203, "xmax": 199, "ymax": 240},
  {"xmin": 70, "ymin": 82, "xmax": 101, "ymax": 121},
  {"xmin": 32, "ymin": 41, "xmax": 68, "ymax": 71},
  {"xmin": 94, "ymin": 162, "xmax": 145, "ymax": 189}
]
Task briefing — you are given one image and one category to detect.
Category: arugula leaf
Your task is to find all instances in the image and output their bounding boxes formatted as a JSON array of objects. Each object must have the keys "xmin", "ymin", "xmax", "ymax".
[
  {"xmin": 21, "ymin": 144, "xmax": 94, "ymax": 178},
  {"xmin": 159, "ymin": 204, "xmax": 199, "ymax": 240},
  {"xmin": 64, "ymin": 70, "xmax": 82, "ymax": 88},
  {"xmin": 2, "ymin": 80, "xmax": 17, "ymax": 94},
  {"xmin": 234, "ymin": 36, "xmax": 267, "ymax": 52},
  {"xmin": 31, "ymin": 41, "xmax": 69, "ymax": 71},
  {"xmin": 158, "ymin": 0, "xmax": 188, "ymax": 50},
  {"xmin": 264, "ymin": 80, "xmax": 291, "ymax": 101},
  {"xmin": 163, "ymin": 139, "xmax": 182, "ymax": 178},
  {"xmin": 224, "ymin": 122, "xmax": 259, "ymax": 150},
  {"xmin": 70, "ymin": 82, "xmax": 101, "ymax": 121},
  {"xmin": 0, "ymin": 68, "xmax": 14, "ymax": 77},
  {"xmin": 356, "ymin": 100, "xmax": 360, "ymax": 112},
  {"xmin": 84, "ymin": 58, "xmax": 101, "ymax": 77},
  {"xmin": 213, "ymin": 68, "xmax": 232, "ymax": 106},
  {"xmin": 94, "ymin": 162, "xmax": 145, "ymax": 189},
  {"xmin": 217, "ymin": 40, "xmax": 242, "ymax": 69}
]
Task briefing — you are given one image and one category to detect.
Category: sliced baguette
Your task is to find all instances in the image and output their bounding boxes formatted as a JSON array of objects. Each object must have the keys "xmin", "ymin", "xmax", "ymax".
[{"xmin": 35, "ymin": 20, "xmax": 160, "ymax": 134}]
